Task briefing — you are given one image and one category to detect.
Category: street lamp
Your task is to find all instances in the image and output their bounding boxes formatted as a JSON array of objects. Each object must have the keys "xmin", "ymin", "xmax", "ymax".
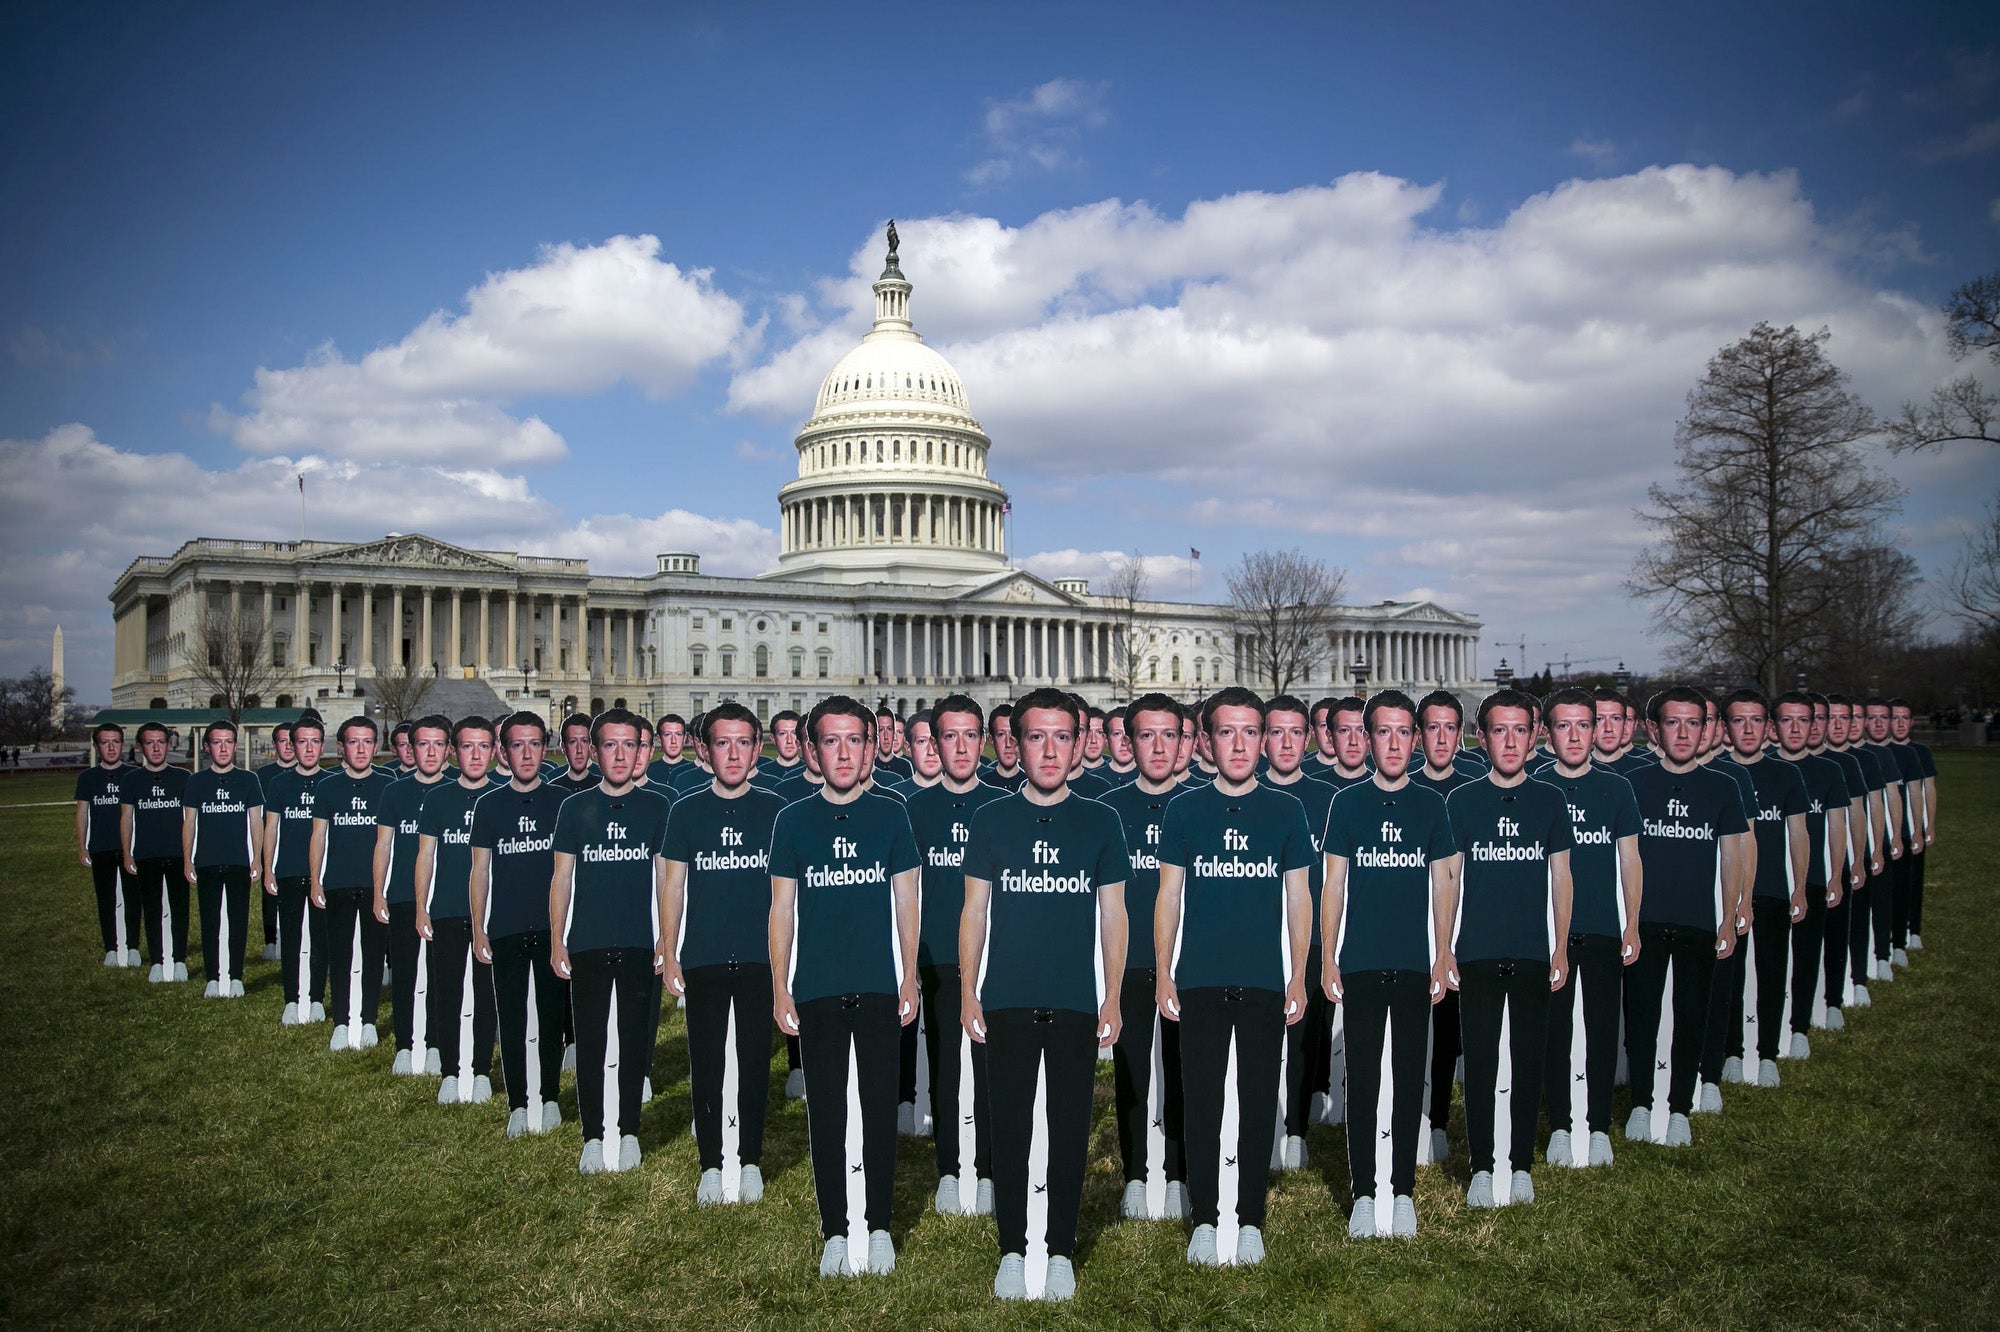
[
  {"xmin": 334, "ymin": 657, "xmax": 348, "ymax": 696},
  {"xmin": 520, "ymin": 661, "xmax": 537, "ymax": 698}
]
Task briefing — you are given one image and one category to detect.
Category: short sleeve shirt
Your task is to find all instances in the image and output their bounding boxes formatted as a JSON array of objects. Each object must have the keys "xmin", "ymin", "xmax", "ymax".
[
  {"xmin": 418, "ymin": 776, "xmax": 503, "ymax": 918},
  {"xmin": 1323, "ymin": 780, "xmax": 1456, "ymax": 975},
  {"xmin": 1627, "ymin": 764, "xmax": 1749, "ymax": 932},
  {"xmin": 1096, "ymin": 781, "xmax": 1177, "ymax": 971},
  {"xmin": 904, "ymin": 780, "xmax": 1010, "ymax": 968},
  {"xmin": 1786, "ymin": 752, "xmax": 1851, "ymax": 888},
  {"xmin": 120, "ymin": 766, "xmax": 190, "ymax": 862},
  {"xmin": 469, "ymin": 781, "xmax": 569, "ymax": 939},
  {"xmin": 962, "ymin": 791, "xmax": 1129, "ymax": 1015},
  {"xmin": 1537, "ymin": 765, "xmax": 1640, "ymax": 939},
  {"xmin": 1728, "ymin": 757, "xmax": 1809, "ymax": 900},
  {"xmin": 314, "ymin": 768, "xmax": 397, "ymax": 890},
  {"xmin": 375, "ymin": 775, "xmax": 446, "ymax": 905},
  {"xmin": 554, "ymin": 786, "xmax": 672, "ymax": 951},
  {"xmin": 1267, "ymin": 774, "xmax": 1338, "ymax": 935},
  {"xmin": 74, "ymin": 765, "xmax": 129, "ymax": 852},
  {"xmin": 661, "ymin": 786, "xmax": 788, "ymax": 968},
  {"xmin": 1158, "ymin": 782, "xmax": 1314, "ymax": 993},
  {"xmin": 183, "ymin": 767, "xmax": 265, "ymax": 869},
  {"xmin": 261, "ymin": 767, "xmax": 323, "ymax": 879},
  {"xmin": 768, "ymin": 791, "xmax": 919, "ymax": 1003},
  {"xmin": 1446, "ymin": 777, "xmax": 1574, "ymax": 963}
]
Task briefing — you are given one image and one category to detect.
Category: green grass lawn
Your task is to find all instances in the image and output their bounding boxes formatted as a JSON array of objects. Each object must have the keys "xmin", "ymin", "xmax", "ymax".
[{"xmin": 2, "ymin": 755, "xmax": 1997, "ymax": 1329}]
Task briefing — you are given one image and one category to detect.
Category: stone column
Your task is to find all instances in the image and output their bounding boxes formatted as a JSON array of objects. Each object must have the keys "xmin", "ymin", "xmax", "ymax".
[
  {"xmin": 420, "ymin": 590, "xmax": 433, "ymax": 670},
  {"xmin": 478, "ymin": 593, "xmax": 490, "ymax": 671},
  {"xmin": 449, "ymin": 592, "xmax": 462, "ymax": 672},
  {"xmin": 391, "ymin": 586, "xmax": 404, "ymax": 670},
  {"xmin": 329, "ymin": 584, "xmax": 343, "ymax": 666},
  {"xmin": 359, "ymin": 585, "xmax": 374, "ymax": 671},
  {"xmin": 297, "ymin": 581, "xmax": 312, "ymax": 669},
  {"xmin": 505, "ymin": 592, "xmax": 518, "ymax": 667},
  {"xmin": 260, "ymin": 585, "xmax": 273, "ymax": 667}
]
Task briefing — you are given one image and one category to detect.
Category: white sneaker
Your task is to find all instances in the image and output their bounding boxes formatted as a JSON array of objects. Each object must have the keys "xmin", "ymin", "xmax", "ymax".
[
  {"xmin": 1237, "ymin": 1225, "xmax": 1265, "ymax": 1265},
  {"xmin": 866, "ymin": 1230, "xmax": 894, "ymax": 1274},
  {"xmin": 786, "ymin": 1067, "xmax": 806, "ymax": 1100},
  {"xmin": 1186, "ymin": 1223, "xmax": 1219, "ymax": 1266},
  {"xmin": 358, "ymin": 1023, "xmax": 377, "ymax": 1048},
  {"xmin": 897, "ymin": 1101, "xmax": 917, "ymax": 1135},
  {"xmin": 1588, "ymin": 1131, "xmax": 1615, "ymax": 1166},
  {"xmin": 541, "ymin": 1101, "xmax": 562, "ymax": 1133},
  {"xmin": 617, "ymin": 1135, "xmax": 641, "ymax": 1172},
  {"xmin": 205, "ymin": 981, "xmax": 220, "ymax": 999},
  {"xmin": 506, "ymin": 1108, "xmax": 529, "ymax": 1139},
  {"xmin": 1824, "ymin": 1007, "xmax": 1846, "ymax": 1030},
  {"xmin": 1349, "ymin": 1197, "xmax": 1377, "ymax": 1238},
  {"xmin": 1625, "ymin": 1106, "xmax": 1651, "ymax": 1141},
  {"xmin": 975, "ymin": 1177, "xmax": 995, "ymax": 1216},
  {"xmin": 148, "ymin": 964, "xmax": 163, "ymax": 983},
  {"xmin": 1511, "ymin": 1170, "xmax": 1535, "ymax": 1204},
  {"xmin": 228, "ymin": 979, "xmax": 245, "ymax": 998},
  {"xmin": 1757, "ymin": 1059, "xmax": 1781, "ymax": 1088},
  {"xmin": 697, "ymin": 1168, "xmax": 724, "ymax": 1206},
  {"xmin": 125, "ymin": 948, "xmax": 144, "ymax": 966},
  {"xmin": 281, "ymin": 1002, "xmax": 300, "ymax": 1026},
  {"xmin": 1908, "ymin": 933, "xmax": 1923, "ymax": 951},
  {"xmin": 1466, "ymin": 1171, "xmax": 1496, "ymax": 1208},
  {"xmin": 307, "ymin": 1000, "xmax": 324, "ymax": 1021},
  {"xmin": 1391, "ymin": 1195, "xmax": 1418, "ymax": 1238},
  {"xmin": 1852, "ymin": 984, "xmax": 1872, "ymax": 1007},
  {"xmin": 937, "ymin": 1176, "xmax": 963, "ymax": 1214},
  {"xmin": 175, "ymin": 963, "xmax": 191, "ymax": 983},
  {"xmin": 993, "ymin": 1252, "xmax": 1027, "ymax": 1299},
  {"xmin": 1720, "ymin": 1056, "xmax": 1745, "ymax": 1084},
  {"xmin": 1790, "ymin": 1033, "xmax": 1812, "ymax": 1059},
  {"xmin": 392, "ymin": 1049, "xmax": 412, "ymax": 1075},
  {"xmin": 1164, "ymin": 1180, "xmax": 1189, "ymax": 1219},
  {"xmin": 421, "ymin": 1049, "xmax": 441, "ymax": 1076},
  {"xmin": 819, "ymin": 1236, "xmax": 847, "ymax": 1278},
  {"xmin": 578, "ymin": 1139, "xmax": 606, "ymax": 1175},
  {"xmin": 1875, "ymin": 960, "xmax": 1894, "ymax": 982},
  {"xmin": 1430, "ymin": 1127, "xmax": 1449, "ymax": 1162},
  {"xmin": 1044, "ymin": 1254, "xmax": 1076, "ymax": 1300},
  {"xmin": 329, "ymin": 1024, "xmax": 349, "ymax": 1051},
  {"xmin": 1282, "ymin": 1134, "xmax": 1309, "ymax": 1170},
  {"xmin": 438, "ymin": 1076, "xmax": 459, "ymax": 1104},
  {"xmin": 1892, "ymin": 947, "xmax": 1909, "ymax": 968},
  {"xmin": 1119, "ymin": 1179, "xmax": 1145, "ymax": 1218},
  {"xmin": 1698, "ymin": 1083, "xmax": 1723, "ymax": 1114},
  {"xmin": 1546, "ymin": 1130, "xmax": 1573, "ymax": 1166},
  {"xmin": 470, "ymin": 1075, "xmax": 492, "ymax": 1103},
  {"xmin": 1665, "ymin": 1113, "xmax": 1693, "ymax": 1147},
  {"xmin": 104, "ymin": 950, "xmax": 119, "ymax": 968},
  {"xmin": 739, "ymin": 1164, "xmax": 764, "ymax": 1202}
]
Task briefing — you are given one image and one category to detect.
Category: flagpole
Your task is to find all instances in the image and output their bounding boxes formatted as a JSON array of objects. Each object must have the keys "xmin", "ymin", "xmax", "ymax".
[{"xmin": 297, "ymin": 474, "xmax": 306, "ymax": 542}]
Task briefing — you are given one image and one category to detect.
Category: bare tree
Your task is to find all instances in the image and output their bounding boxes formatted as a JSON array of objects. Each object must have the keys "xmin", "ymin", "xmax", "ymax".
[
  {"xmin": 369, "ymin": 662, "xmax": 437, "ymax": 726},
  {"xmin": 182, "ymin": 607, "xmax": 285, "ymax": 723},
  {"xmin": 1944, "ymin": 493, "xmax": 2000, "ymax": 635},
  {"xmin": 1226, "ymin": 549, "xmax": 1348, "ymax": 698},
  {"xmin": 1888, "ymin": 270, "xmax": 2000, "ymax": 453},
  {"xmin": 1102, "ymin": 556, "xmax": 1150, "ymax": 701},
  {"xmin": 1793, "ymin": 541, "xmax": 1926, "ymax": 691},
  {"xmin": 0, "ymin": 668, "xmax": 76, "ymax": 746},
  {"xmin": 1630, "ymin": 323, "xmax": 1902, "ymax": 697}
]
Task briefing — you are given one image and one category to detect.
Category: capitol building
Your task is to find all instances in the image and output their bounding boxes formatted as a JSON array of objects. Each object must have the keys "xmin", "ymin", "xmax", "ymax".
[{"xmin": 108, "ymin": 236, "xmax": 1484, "ymax": 721}]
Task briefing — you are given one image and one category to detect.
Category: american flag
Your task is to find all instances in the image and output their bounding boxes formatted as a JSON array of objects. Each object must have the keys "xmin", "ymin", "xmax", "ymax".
[
  {"xmin": 1189, "ymin": 547, "xmax": 1200, "ymax": 561},
  {"xmin": 1001, "ymin": 501, "xmax": 1012, "ymax": 515}
]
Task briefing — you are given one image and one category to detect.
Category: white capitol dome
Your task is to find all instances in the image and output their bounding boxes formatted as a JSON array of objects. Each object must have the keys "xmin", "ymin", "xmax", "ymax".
[{"xmin": 765, "ymin": 230, "xmax": 1012, "ymax": 586}]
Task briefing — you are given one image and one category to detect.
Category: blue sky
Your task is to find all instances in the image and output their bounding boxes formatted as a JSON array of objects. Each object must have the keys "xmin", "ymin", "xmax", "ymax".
[{"xmin": 4, "ymin": 1, "xmax": 1997, "ymax": 702}]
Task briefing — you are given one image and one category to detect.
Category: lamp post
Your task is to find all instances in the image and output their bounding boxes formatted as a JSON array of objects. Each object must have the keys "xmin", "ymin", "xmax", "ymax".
[
  {"xmin": 1351, "ymin": 656, "xmax": 1371, "ymax": 700},
  {"xmin": 521, "ymin": 661, "xmax": 537, "ymax": 699},
  {"xmin": 334, "ymin": 657, "xmax": 348, "ymax": 696}
]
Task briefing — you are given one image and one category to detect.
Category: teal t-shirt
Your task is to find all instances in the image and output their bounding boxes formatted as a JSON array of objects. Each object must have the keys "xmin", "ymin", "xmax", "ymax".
[
  {"xmin": 1266, "ymin": 774, "xmax": 1337, "ymax": 938},
  {"xmin": 768, "ymin": 791, "xmax": 919, "ymax": 1004},
  {"xmin": 314, "ymin": 768, "xmax": 395, "ymax": 889},
  {"xmin": 1323, "ymin": 780, "xmax": 1456, "ymax": 976},
  {"xmin": 554, "ymin": 786, "xmax": 672, "ymax": 951},
  {"xmin": 1727, "ymin": 756, "xmax": 1810, "ymax": 900},
  {"xmin": 1537, "ymin": 765, "xmax": 1640, "ymax": 939},
  {"xmin": 1158, "ymin": 782, "xmax": 1314, "ymax": 993},
  {"xmin": 375, "ymin": 774, "xmax": 446, "ymax": 905},
  {"xmin": 1096, "ymin": 781, "xmax": 1176, "ymax": 970},
  {"xmin": 184, "ymin": 767, "xmax": 265, "ymax": 869},
  {"xmin": 73, "ymin": 765, "xmax": 130, "ymax": 852},
  {"xmin": 1786, "ymin": 752, "xmax": 1851, "ymax": 888},
  {"xmin": 120, "ymin": 765, "xmax": 191, "ymax": 863},
  {"xmin": 1445, "ymin": 777, "xmax": 1574, "ymax": 964},
  {"xmin": 962, "ymin": 791, "xmax": 1129, "ymax": 1015},
  {"xmin": 904, "ymin": 780, "xmax": 1010, "ymax": 968},
  {"xmin": 417, "ymin": 776, "xmax": 502, "ymax": 918},
  {"xmin": 468, "ymin": 781, "xmax": 568, "ymax": 939},
  {"xmin": 661, "ymin": 785, "xmax": 787, "ymax": 968},
  {"xmin": 260, "ymin": 767, "xmax": 322, "ymax": 879},
  {"xmin": 1627, "ymin": 764, "xmax": 1749, "ymax": 932}
]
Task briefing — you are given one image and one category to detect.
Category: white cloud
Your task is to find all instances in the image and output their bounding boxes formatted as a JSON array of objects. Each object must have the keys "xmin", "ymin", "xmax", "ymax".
[
  {"xmin": 1568, "ymin": 136, "xmax": 1619, "ymax": 169},
  {"xmin": 966, "ymin": 78, "xmax": 1110, "ymax": 188},
  {"xmin": 1021, "ymin": 548, "xmax": 1202, "ymax": 595},
  {"xmin": 1918, "ymin": 118, "xmax": 2000, "ymax": 163},
  {"xmin": 524, "ymin": 510, "xmax": 777, "ymax": 578},
  {"xmin": 217, "ymin": 234, "xmax": 753, "ymax": 465}
]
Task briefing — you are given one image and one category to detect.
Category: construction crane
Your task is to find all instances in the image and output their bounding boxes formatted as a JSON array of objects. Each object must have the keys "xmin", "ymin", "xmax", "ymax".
[{"xmin": 1545, "ymin": 653, "xmax": 1621, "ymax": 679}]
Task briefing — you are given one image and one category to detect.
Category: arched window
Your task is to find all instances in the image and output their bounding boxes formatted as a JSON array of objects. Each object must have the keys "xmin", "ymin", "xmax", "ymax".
[
  {"xmin": 754, "ymin": 645, "xmax": 770, "ymax": 678},
  {"xmin": 1171, "ymin": 657, "xmax": 1182, "ymax": 683},
  {"xmin": 1148, "ymin": 658, "xmax": 1158, "ymax": 683},
  {"xmin": 150, "ymin": 697, "xmax": 169, "ymax": 709}
]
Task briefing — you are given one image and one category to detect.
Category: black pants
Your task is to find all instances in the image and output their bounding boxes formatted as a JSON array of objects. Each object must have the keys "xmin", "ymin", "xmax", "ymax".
[
  {"xmin": 1624, "ymin": 922, "xmax": 1716, "ymax": 1115},
  {"xmin": 1285, "ymin": 945, "xmax": 1330, "ymax": 1136},
  {"xmin": 387, "ymin": 901, "xmax": 423, "ymax": 1052},
  {"xmin": 132, "ymin": 857, "xmax": 188, "ymax": 967},
  {"xmin": 1869, "ymin": 857, "xmax": 1896, "ymax": 962},
  {"xmin": 986, "ymin": 1007, "xmax": 1096, "ymax": 1259},
  {"xmin": 261, "ymin": 876, "xmax": 280, "ymax": 950},
  {"xmin": 196, "ymin": 866, "xmax": 251, "ymax": 985},
  {"xmin": 1342, "ymin": 969, "xmax": 1430, "ymax": 1201},
  {"xmin": 1113, "ymin": 968, "xmax": 1183, "ymax": 1183},
  {"xmin": 325, "ymin": 886, "xmax": 387, "ymax": 1027},
  {"xmin": 1459, "ymin": 958, "xmax": 1549, "ymax": 1175},
  {"xmin": 571, "ymin": 946, "xmax": 656, "ymax": 1142},
  {"xmin": 1545, "ymin": 933, "xmax": 1623, "ymax": 1136},
  {"xmin": 1430, "ymin": 989, "xmax": 1461, "ymax": 1133},
  {"xmin": 1848, "ymin": 873, "xmax": 1876, "ymax": 982},
  {"xmin": 799, "ymin": 992, "xmax": 901, "ymax": 1239},
  {"xmin": 492, "ymin": 930, "xmax": 566, "ymax": 1112},
  {"xmin": 646, "ymin": 971, "xmax": 665, "ymax": 1084},
  {"xmin": 1701, "ymin": 941, "xmax": 1746, "ymax": 1081},
  {"xmin": 919, "ymin": 964, "xmax": 991, "ymax": 1179},
  {"xmin": 1177, "ymin": 985, "xmax": 1284, "ymax": 1228},
  {"xmin": 1751, "ymin": 896, "xmax": 1792, "ymax": 1060},
  {"xmin": 88, "ymin": 856, "xmax": 140, "ymax": 955},
  {"xmin": 685, "ymin": 962, "xmax": 773, "ymax": 1170},
  {"xmin": 1910, "ymin": 849, "xmax": 1926, "ymax": 935},
  {"xmin": 1791, "ymin": 887, "xmax": 1827, "ymax": 1033},
  {"xmin": 899, "ymin": 1012, "xmax": 920, "ymax": 1104},
  {"xmin": 1822, "ymin": 888, "xmax": 1853, "ymax": 1006},
  {"xmin": 428, "ymin": 916, "xmax": 495, "ymax": 1079},
  {"xmin": 276, "ymin": 877, "xmax": 328, "ymax": 1008},
  {"xmin": 1889, "ymin": 851, "xmax": 1912, "ymax": 951}
]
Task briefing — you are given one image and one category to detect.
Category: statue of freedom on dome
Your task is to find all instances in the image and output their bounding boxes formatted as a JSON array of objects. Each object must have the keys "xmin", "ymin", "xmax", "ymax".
[{"xmin": 886, "ymin": 219, "xmax": 899, "ymax": 256}]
